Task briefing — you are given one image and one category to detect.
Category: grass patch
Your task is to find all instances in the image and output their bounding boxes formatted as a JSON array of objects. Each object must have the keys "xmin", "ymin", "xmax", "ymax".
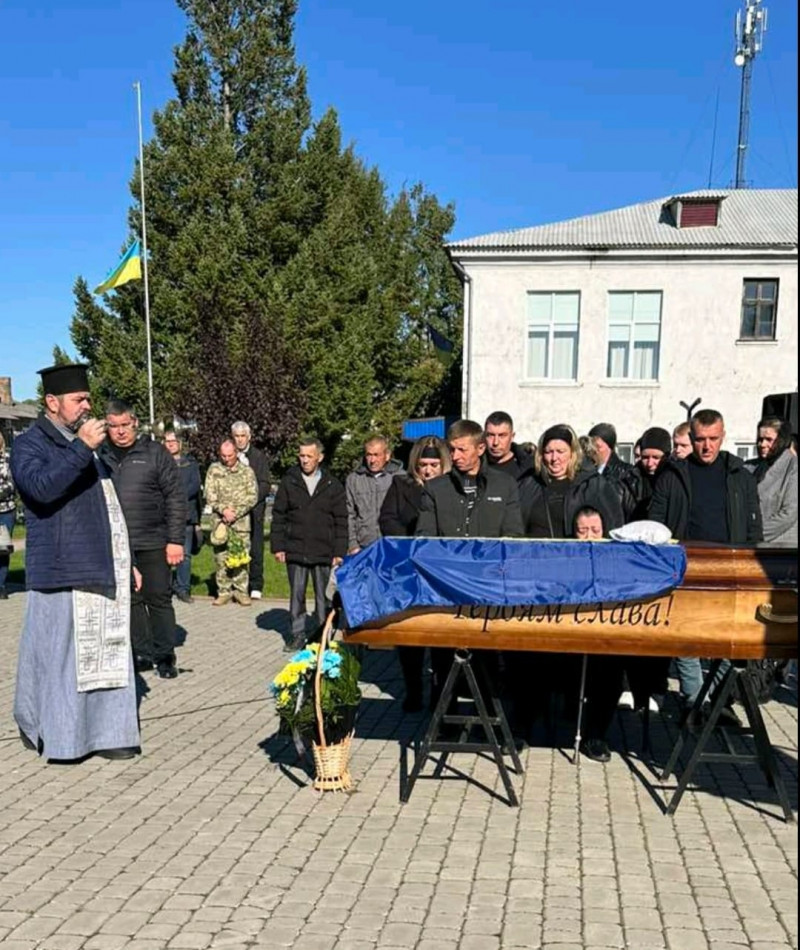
[
  {"xmin": 6, "ymin": 524, "xmax": 293, "ymax": 600},
  {"xmin": 190, "ymin": 538, "xmax": 291, "ymax": 599}
]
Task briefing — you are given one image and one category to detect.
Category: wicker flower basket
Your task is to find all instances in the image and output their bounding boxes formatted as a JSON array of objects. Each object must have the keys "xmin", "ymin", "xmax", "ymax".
[{"xmin": 312, "ymin": 611, "xmax": 354, "ymax": 792}]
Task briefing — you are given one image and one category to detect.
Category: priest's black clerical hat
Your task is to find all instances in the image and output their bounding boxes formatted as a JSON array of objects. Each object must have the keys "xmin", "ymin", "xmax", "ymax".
[{"xmin": 38, "ymin": 363, "xmax": 90, "ymax": 396}]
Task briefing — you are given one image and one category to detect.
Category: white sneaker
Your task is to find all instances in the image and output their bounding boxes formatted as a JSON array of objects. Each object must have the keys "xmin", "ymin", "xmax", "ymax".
[
  {"xmin": 250, "ymin": 590, "xmax": 262, "ymax": 600},
  {"xmin": 618, "ymin": 691, "xmax": 635, "ymax": 710}
]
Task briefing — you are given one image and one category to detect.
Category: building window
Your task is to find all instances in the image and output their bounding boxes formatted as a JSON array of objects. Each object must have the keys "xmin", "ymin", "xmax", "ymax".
[
  {"xmin": 526, "ymin": 292, "xmax": 580, "ymax": 380},
  {"xmin": 607, "ymin": 291, "xmax": 662, "ymax": 381},
  {"xmin": 740, "ymin": 279, "xmax": 778, "ymax": 340},
  {"xmin": 736, "ymin": 443, "xmax": 756, "ymax": 461},
  {"xmin": 617, "ymin": 443, "xmax": 635, "ymax": 465}
]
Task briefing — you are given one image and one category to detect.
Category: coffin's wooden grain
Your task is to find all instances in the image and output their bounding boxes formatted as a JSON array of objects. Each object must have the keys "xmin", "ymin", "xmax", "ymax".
[{"xmin": 343, "ymin": 544, "xmax": 798, "ymax": 660}]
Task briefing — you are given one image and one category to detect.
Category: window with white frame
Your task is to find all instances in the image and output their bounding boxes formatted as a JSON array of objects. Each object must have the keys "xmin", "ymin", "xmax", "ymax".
[
  {"xmin": 526, "ymin": 291, "xmax": 580, "ymax": 380},
  {"xmin": 736, "ymin": 443, "xmax": 756, "ymax": 461},
  {"xmin": 606, "ymin": 291, "xmax": 662, "ymax": 381}
]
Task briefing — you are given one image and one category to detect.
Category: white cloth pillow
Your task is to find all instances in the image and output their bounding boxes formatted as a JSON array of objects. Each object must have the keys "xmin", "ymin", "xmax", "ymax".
[{"xmin": 609, "ymin": 520, "xmax": 673, "ymax": 545}]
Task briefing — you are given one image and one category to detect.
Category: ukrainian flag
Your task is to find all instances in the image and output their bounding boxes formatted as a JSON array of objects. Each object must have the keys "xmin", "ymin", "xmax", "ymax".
[{"xmin": 93, "ymin": 240, "xmax": 142, "ymax": 295}]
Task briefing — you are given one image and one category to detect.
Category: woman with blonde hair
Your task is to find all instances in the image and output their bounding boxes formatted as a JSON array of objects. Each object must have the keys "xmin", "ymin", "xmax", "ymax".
[
  {"xmin": 519, "ymin": 424, "xmax": 623, "ymax": 538},
  {"xmin": 379, "ymin": 435, "xmax": 451, "ymax": 711},
  {"xmin": 0, "ymin": 431, "xmax": 17, "ymax": 598}
]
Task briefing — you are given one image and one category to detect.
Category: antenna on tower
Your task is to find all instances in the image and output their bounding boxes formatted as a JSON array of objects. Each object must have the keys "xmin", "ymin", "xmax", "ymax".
[{"xmin": 733, "ymin": 0, "xmax": 768, "ymax": 188}]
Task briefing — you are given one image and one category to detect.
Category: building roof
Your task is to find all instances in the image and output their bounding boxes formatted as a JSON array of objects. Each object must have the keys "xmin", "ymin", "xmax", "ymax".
[
  {"xmin": 0, "ymin": 403, "xmax": 39, "ymax": 421},
  {"xmin": 447, "ymin": 189, "xmax": 798, "ymax": 253}
]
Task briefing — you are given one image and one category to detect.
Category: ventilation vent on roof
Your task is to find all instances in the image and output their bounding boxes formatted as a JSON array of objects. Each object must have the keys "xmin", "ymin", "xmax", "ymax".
[
  {"xmin": 679, "ymin": 201, "xmax": 720, "ymax": 227},
  {"xmin": 665, "ymin": 196, "xmax": 724, "ymax": 228}
]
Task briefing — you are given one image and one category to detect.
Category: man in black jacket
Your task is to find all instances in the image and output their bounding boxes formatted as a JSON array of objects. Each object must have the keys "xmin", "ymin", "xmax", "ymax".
[
  {"xmin": 649, "ymin": 409, "xmax": 762, "ymax": 543},
  {"xmin": 484, "ymin": 410, "xmax": 534, "ymax": 483},
  {"xmin": 589, "ymin": 423, "xmax": 631, "ymax": 480},
  {"xmin": 417, "ymin": 420, "xmax": 523, "ymax": 538},
  {"xmin": 416, "ymin": 419, "xmax": 522, "ymax": 724},
  {"xmin": 231, "ymin": 421, "xmax": 271, "ymax": 600},
  {"xmin": 589, "ymin": 421, "xmax": 638, "ymax": 519},
  {"xmin": 649, "ymin": 408, "xmax": 763, "ymax": 718},
  {"xmin": 102, "ymin": 401, "xmax": 186, "ymax": 678},
  {"xmin": 164, "ymin": 431, "xmax": 202, "ymax": 604},
  {"xmin": 271, "ymin": 438, "xmax": 347, "ymax": 652}
]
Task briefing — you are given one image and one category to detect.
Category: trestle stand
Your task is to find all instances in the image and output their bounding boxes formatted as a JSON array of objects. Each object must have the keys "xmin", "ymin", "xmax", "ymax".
[
  {"xmin": 401, "ymin": 649, "xmax": 524, "ymax": 807},
  {"xmin": 662, "ymin": 660, "xmax": 794, "ymax": 822}
]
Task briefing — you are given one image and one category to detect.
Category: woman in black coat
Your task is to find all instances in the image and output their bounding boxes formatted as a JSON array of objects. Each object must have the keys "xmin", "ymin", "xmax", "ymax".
[
  {"xmin": 519, "ymin": 424, "xmax": 624, "ymax": 538},
  {"xmin": 379, "ymin": 435, "xmax": 450, "ymax": 712},
  {"xmin": 514, "ymin": 424, "xmax": 625, "ymax": 750}
]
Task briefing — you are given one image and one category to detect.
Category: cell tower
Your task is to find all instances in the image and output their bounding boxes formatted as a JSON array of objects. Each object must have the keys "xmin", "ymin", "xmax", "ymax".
[{"xmin": 733, "ymin": 0, "xmax": 768, "ymax": 188}]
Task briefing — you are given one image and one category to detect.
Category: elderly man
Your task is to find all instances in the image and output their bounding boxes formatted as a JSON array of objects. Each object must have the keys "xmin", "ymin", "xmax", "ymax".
[
  {"xmin": 345, "ymin": 435, "xmax": 403, "ymax": 554},
  {"xmin": 205, "ymin": 439, "xmax": 258, "ymax": 606},
  {"xmin": 11, "ymin": 364, "xmax": 140, "ymax": 762},
  {"xmin": 231, "ymin": 421, "xmax": 271, "ymax": 599},
  {"xmin": 101, "ymin": 400, "xmax": 186, "ymax": 679},
  {"xmin": 271, "ymin": 438, "xmax": 348, "ymax": 651}
]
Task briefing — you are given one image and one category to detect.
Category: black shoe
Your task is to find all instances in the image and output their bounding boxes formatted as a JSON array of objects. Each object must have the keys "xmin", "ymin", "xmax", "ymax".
[
  {"xmin": 96, "ymin": 747, "xmax": 139, "ymax": 760},
  {"xmin": 175, "ymin": 591, "xmax": 193, "ymax": 604},
  {"xmin": 19, "ymin": 729, "xmax": 36, "ymax": 751},
  {"xmin": 0, "ymin": 587, "xmax": 8, "ymax": 600},
  {"xmin": 156, "ymin": 661, "xmax": 178, "ymax": 679},
  {"xmin": 135, "ymin": 657, "xmax": 154, "ymax": 673},
  {"xmin": 283, "ymin": 635, "xmax": 306, "ymax": 654},
  {"xmin": 579, "ymin": 738, "xmax": 611, "ymax": 763}
]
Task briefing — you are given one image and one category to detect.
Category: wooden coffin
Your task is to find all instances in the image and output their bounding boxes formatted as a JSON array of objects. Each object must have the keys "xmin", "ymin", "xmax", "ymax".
[{"xmin": 343, "ymin": 544, "xmax": 798, "ymax": 660}]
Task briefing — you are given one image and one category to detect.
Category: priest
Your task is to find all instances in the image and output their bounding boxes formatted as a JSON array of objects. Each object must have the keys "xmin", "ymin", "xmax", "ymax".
[{"xmin": 11, "ymin": 364, "xmax": 141, "ymax": 762}]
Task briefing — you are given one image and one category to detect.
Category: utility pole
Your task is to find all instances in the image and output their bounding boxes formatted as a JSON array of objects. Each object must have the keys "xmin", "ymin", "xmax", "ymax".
[{"xmin": 733, "ymin": 0, "xmax": 768, "ymax": 189}]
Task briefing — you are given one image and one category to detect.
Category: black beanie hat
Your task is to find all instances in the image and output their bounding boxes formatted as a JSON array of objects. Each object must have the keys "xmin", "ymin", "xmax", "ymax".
[
  {"xmin": 541, "ymin": 424, "xmax": 574, "ymax": 449},
  {"xmin": 588, "ymin": 422, "xmax": 617, "ymax": 451},
  {"xmin": 639, "ymin": 427, "xmax": 672, "ymax": 456}
]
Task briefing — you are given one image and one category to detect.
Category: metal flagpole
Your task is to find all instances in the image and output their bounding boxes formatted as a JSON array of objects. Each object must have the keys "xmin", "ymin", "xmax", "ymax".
[{"xmin": 134, "ymin": 81, "xmax": 155, "ymax": 427}]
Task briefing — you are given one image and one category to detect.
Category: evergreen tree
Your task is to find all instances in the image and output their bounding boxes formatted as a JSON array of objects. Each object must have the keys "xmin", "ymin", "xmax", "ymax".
[{"xmin": 68, "ymin": 0, "xmax": 461, "ymax": 468}]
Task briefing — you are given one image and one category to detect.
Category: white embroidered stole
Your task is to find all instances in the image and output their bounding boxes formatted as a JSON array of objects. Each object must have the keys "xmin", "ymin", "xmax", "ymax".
[{"xmin": 73, "ymin": 477, "xmax": 132, "ymax": 691}]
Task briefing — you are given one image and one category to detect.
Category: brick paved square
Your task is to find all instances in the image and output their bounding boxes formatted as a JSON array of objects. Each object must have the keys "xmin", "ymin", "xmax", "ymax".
[{"xmin": 0, "ymin": 595, "xmax": 796, "ymax": 950}]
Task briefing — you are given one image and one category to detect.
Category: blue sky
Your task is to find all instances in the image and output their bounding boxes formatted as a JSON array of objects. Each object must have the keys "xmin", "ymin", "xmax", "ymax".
[{"xmin": 1, "ymin": 0, "xmax": 796, "ymax": 400}]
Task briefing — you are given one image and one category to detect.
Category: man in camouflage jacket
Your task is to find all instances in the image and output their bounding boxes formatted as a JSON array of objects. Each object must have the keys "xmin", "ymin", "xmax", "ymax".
[{"xmin": 204, "ymin": 440, "xmax": 258, "ymax": 606}]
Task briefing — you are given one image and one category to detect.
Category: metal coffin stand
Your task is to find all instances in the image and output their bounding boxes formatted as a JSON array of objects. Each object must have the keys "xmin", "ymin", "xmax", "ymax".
[
  {"xmin": 662, "ymin": 659, "xmax": 795, "ymax": 823},
  {"xmin": 402, "ymin": 650, "xmax": 524, "ymax": 807},
  {"xmin": 345, "ymin": 544, "xmax": 797, "ymax": 817}
]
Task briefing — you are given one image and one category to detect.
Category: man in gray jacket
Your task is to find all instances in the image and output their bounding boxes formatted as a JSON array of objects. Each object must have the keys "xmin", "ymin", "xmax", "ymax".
[{"xmin": 346, "ymin": 436, "xmax": 403, "ymax": 554}]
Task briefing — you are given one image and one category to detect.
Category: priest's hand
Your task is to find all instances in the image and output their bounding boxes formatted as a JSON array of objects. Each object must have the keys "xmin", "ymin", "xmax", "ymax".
[
  {"xmin": 165, "ymin": 543, "xmax": 184, "ymax": 566},
  {"xmin": 77, "ymin": 418, "xmax": 107, "ymax": 450}
]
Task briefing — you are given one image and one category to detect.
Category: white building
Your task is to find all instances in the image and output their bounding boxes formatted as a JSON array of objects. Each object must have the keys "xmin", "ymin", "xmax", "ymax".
[{"xmin": 448, "ymin": 189, "xmax": 798, "ymax": 461}]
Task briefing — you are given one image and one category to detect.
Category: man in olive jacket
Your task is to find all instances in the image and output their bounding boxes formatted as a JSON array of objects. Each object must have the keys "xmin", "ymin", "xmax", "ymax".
[
  {"xmin": 416, "ymin": 420, "xmax": 523, "ymax": 539},
  {"xmin": 271, "ymin": 438, "xmax": 347, "ymax": 651}
]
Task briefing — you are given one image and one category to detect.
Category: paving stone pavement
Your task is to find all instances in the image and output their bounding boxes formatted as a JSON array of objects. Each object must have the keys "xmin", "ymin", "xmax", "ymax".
[{"xmin": 0, "ymin": 592, "xmax": 796, "ymax": 950}]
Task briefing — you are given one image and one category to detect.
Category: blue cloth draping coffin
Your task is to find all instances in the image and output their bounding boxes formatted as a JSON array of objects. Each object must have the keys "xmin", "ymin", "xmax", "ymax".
[{"xmin": 337, "ymin": 538, "xmax": 687, "ymax": 629}]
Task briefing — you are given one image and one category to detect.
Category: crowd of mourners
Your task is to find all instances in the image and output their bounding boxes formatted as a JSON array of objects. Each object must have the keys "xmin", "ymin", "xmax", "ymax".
[
  {"xmin": 2, "ymin": 364, "xmax": 797, "ymax": 764},
  {"xmin": 327, "ymin": 408, "xmax": 798, "ymax": 761}
]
